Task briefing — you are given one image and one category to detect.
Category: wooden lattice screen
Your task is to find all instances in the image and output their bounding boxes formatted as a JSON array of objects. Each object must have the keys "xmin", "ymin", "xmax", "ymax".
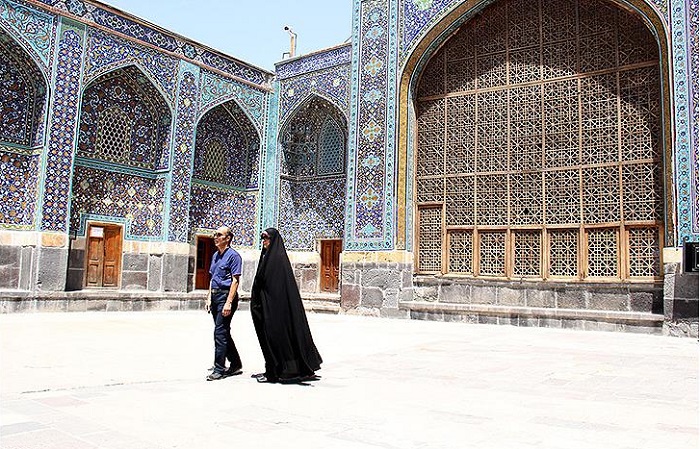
[{"xmin": 415, "ymin": 0, "xmax": 663, "ymax": 280}]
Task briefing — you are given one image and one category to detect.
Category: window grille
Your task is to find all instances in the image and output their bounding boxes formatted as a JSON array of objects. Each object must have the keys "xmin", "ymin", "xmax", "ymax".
[
  {"xmin": 95, "ymin": 106, "xmax": 132, "ymax": 163},
  {"xmin": 415, "ymin": 0, "xmax": 662, "ymax": 281}
]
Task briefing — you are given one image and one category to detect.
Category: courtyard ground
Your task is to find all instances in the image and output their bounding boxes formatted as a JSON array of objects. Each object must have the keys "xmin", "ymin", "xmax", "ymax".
[{"xmin": 0, "ymin": 310, "xmax": 697, "ymax": 449}]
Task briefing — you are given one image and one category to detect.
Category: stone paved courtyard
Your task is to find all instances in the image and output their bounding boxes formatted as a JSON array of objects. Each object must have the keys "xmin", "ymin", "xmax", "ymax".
[{"xmin": 0, "ymin": 310, "xmax": 697, "ymax": 449}]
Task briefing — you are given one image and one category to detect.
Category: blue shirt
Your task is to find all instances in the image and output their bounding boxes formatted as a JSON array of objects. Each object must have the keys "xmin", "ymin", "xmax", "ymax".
[{"xmin": 209, "ymin": 248, "xmax": 242, "ymax": 289}]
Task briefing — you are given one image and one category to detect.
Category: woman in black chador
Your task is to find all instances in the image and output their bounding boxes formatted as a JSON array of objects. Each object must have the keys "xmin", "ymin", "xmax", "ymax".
[{"xmin": 251, "ymin": 228, "xmax": 322, "ymax": 383}]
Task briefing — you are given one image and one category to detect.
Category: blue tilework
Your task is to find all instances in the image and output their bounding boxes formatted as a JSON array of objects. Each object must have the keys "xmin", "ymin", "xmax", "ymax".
[
  {"xmin": 166, "ymin": 62, "xmax": 199, "ymax": 243},
  {"xmin": 0, "ymin": 0, "xmax": 55, "ymax": 70},
  {"xmin": 189, "ymin": 183, "xmax": 257, "ymax": 247},
  {"xmin": 70, "ymin": 165, "xmax": 166, "ymax": 239},
  {"xmin": 40, "ymin": 19, "xmax": 85, "ymax": 232}
]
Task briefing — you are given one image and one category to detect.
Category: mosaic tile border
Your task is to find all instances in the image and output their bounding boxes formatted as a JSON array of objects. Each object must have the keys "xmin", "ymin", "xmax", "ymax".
[
  {"xmin": 276, "ymin": 44, "xmax": 352, "ymax": 79},
  {"xmin": 30, "ymin": 0, "xmax": 271, "ymax": 85},
  {"xmin": 39, "ymin": 17, "xmax": 85, "ymax": 233},
  {"xmin": 260, "ymin": 81, "xmax": 281, "ymax": 234},
  {"xmin": 345, "ymin": 0, "xmax": 398, "ymax": 251},
  {"xmin": 671, "ymin": 0, "xmax": 696, "ymax": 242},
  {"xmin": 0, "ymin": 0, "xmax": 56, "ymax": 72}
]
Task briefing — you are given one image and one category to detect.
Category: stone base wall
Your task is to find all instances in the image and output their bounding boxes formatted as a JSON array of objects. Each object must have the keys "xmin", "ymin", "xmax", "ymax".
[
  {"xmin": 412, "ymin": 276, "xmax": 663, "ymax": 313},
  {"xmin": 339, "ymin": 251, "xmax": 413, "ymax": 318},
  {"xmin": 0, "ymin": 243, "xmax": 34, "ymax": 290},
  {"xmin": 663, "ymin": 262, "xmax": 699, "ymax": 338}
]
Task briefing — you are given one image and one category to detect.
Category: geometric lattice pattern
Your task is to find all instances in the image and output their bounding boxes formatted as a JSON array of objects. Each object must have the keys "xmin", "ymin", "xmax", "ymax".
[
  {"xmin": 549, "ymin": 229, "xmax": 579, "ymax": 277},
  {"xmin": 418, "ymin": 206, "xmax": 442, "ymax": 272},
  {"xmin": 628, "ymin": 227, "xmax": 661, "ymax": 277},
  {"xmin": 193, "ymin": 101, "xmax": 260, "ymax": 189},
  {"xmin": 77, "ymin": 66, "xmax": 171, "ymax": 171},
  {"xmin": 587, "ymin": 228, "xmax": 619, "ymax": 277},
  {"xmin": 415, "ymin": 0, "xmax": 663, "ymax": 280},
  {"xmin": 448, "ymin": 230, "xmax": 473, "ymax": 274}
]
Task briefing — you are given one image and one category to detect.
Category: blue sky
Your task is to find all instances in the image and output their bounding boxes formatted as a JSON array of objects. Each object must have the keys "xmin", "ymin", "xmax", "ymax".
[{"xmin": 105, "ymin": 0, "xmax": 353, "ymax": 71}]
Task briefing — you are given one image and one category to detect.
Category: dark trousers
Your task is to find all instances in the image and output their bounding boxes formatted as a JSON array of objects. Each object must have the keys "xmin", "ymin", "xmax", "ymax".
[{"xmin": 211, "ymin": 290, "xmax": 241, "ymax": 374}]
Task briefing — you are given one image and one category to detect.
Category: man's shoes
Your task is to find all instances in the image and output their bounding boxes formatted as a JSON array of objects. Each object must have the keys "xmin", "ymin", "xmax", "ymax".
[
  {"xmin": 225, "ymin": 366, "xmax": 243, "ymax": 376},
  {"xmin": 206, "ymin": 371, "xmax": 226, "ymax": 381},
  {"xmin": 251, "ymin": 372, "xmax": 266, "ymax": 379}
]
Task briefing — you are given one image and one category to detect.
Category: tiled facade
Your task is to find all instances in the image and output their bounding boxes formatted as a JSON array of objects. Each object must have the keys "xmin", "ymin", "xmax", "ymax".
[{"xmin": 0, "ymin": 0, "xmax": 696, "ymax": 335}]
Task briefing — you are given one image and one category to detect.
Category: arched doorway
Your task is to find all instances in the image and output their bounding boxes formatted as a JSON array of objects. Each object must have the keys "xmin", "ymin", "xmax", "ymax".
[{"xmin": 412, "ymin": 0, "xmax": 664, "ymax": 282}]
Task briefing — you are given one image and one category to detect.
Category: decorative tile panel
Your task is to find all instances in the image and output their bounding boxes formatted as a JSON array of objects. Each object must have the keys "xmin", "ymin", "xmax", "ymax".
[
  {"xmin": 40, "ymin": 18, "xmax": 85, "ymax": 232},
  {"xmin": 70, "ymin": 165, "xmax": 166, "ymax": 239},
  {"xmin": 276, "ymin": 44, "xmax": 352, "ymax": 79},
  {"xmin": 166, "ymin": 62, "xmax": 199, "ymax": 243},
  {"xmin": 84, "ymin": 28, "xmax": 179, "ymax": 105},
  {"xmin": 189, "ymin": 183, "xmax": 257, "ymax": 247},
  {"xmin": 278, "ymin": 178, "xmax": 346, "ymax": 251},
  {"xmin": 199, "ymin": 70, "xmax": 267, "ymax": 132},
  {"xmin": 279, "ymin": 64, "xmax": 351, "ymax": 125},
  {"xmin": 0, "ymin": 151, "xmax": 39, "ymax": 228},
  {"xmin": 0, "ymin": 0, "xmax": 55, "ymax": 70},
  {"xmin": 345, "ymin": 0, "xmax": 398, "ymax": 250}
]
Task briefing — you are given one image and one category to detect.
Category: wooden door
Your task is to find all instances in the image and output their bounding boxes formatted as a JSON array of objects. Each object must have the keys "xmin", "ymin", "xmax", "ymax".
[
  {"xmin": 195, "ymin": 236, "xmax": 215, "ymax": 290},
  {"xmin": 85, "ymin": 224, "xmax": 122, "ymax": 288},
  {"xmin": 320, "ymin": 239, "xmax": 342, "ymax": 292}
]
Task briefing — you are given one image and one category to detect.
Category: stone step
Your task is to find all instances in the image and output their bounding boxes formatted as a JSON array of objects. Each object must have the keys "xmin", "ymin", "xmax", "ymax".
[{"xmin": 400, "ymin": 300, "xmax": 664, "ymax": 334}]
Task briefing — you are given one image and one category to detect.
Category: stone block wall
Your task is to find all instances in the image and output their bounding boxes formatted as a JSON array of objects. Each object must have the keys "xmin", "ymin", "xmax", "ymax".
[
  {"xmin": 663, "ymin": 262, "xmax": 699, "ymax": 337},
  {"xmin": 0, "ymin": 244, "xmax": 34, "ymax": 290},
  {"xmin": 412, "ymin": 276, "xmax": 664, "ymax": 314},
  {"xmin": 340, "ymin": 251, "xmax": 413, "ymax": 318}
]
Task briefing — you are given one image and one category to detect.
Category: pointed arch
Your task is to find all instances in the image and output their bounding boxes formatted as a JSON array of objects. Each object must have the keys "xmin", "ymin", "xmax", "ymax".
[
  {"xmin": 192, "ymin": 99, "xmax": 261, "ymax": 189},
  {"xmin": 397, "ymin": 0, "xmax": 674, "ymax": 254},
  {"xmin": 0, "ymin": 26, "xmax": 49, "ymax": 149},
  {"xmin": 280, "ymin": 90, "xmax": 350, "ymax": 130},
  {"xmin": 278, "ymin": 94, "xmax": 348, "ymax": 179},
  {"xmin": 82, "ymin": 60, "xmax": 176, "ymax": 116},
  {"xmin": 77, "ymin": 64, "xmax": 173, "ymax": 171}
]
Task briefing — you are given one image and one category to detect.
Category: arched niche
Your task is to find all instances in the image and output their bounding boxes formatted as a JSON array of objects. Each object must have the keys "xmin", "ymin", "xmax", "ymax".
[
  {"xmin": 77, "ymin": 65, "xmax": 172, "ymax": 171},
  {"xmin": 193, "ymin": 100, "xmax": 261, "ymax": 189},
  {"xmin": 406, "ymin": 0, "xmax": 667, "ymax": 282},
  {"xmin": 0, "ymin": 27, "xmax": 48, "ymax": 149},
  {"xmin": 277, "ymin": 95, "xmax": 348, "ymax": 251}
]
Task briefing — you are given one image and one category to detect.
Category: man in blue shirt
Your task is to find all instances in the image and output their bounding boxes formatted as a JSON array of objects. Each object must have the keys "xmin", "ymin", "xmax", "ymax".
[{"xmin": 206, "ymin": 226, "xmax": 243, "ymax": 381}]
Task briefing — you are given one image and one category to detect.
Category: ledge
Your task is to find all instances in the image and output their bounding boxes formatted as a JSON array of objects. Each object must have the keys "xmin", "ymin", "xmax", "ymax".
[{"xmin": 399, "ymin": 301, "xmax": 664, "ymax": 323}]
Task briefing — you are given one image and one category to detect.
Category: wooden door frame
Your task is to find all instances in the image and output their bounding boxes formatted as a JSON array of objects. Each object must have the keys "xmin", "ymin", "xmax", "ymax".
[
  {"xmin": 194, "ymin": 234, "xmax": 215, "ymax": 290},
  {"xmin": 83, "ymin": 221, "xmax": 123, "ymax": 289},
  {"xmin": 319, "ymin": 238, "xmax": 342, "ymax": 293}
]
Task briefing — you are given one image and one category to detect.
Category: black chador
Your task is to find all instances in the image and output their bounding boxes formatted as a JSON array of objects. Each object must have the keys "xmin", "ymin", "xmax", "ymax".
[{"xmin": 251, "ymin": 228, "xmax": 322, "ymax": 383}]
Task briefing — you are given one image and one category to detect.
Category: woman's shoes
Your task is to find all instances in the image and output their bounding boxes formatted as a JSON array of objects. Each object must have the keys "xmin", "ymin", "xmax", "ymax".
[{"xmin": 255, "ymin": 374, "xmax": 277, "ymax": 383}]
